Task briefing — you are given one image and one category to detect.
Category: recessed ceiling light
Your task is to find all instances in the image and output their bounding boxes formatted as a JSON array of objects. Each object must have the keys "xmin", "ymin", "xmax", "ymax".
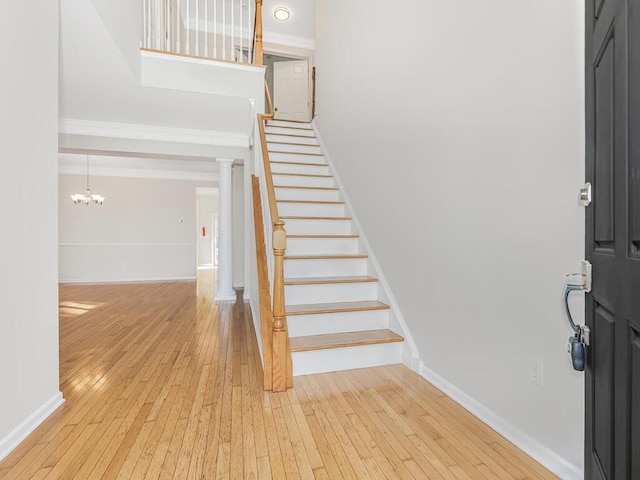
[{"xmin": 274, "ymin": 7, "xmax": 290, "ymax": 21}]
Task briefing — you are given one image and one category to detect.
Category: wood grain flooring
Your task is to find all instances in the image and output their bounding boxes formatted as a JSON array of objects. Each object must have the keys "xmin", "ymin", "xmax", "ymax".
[{"xmin": 0, "ymin": 271, "xmax": 559, "ymax": 479}]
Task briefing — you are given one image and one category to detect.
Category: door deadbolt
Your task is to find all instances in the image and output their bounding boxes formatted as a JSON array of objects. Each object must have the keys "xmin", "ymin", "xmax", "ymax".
[{"xmin": 580, "ymin": 182, "xmax": 592, "ymax": 207}]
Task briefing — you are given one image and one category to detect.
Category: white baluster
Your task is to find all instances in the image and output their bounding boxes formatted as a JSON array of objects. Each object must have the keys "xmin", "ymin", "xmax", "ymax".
[
  {"xmin": 248, "ymin": 0, "xmax": 253, "ymax": 62},
  {"xmin": 213, "ymin": 0, "xmax": 217, "ymax": 58},
  {"xmin": 176, "ymin": 0, "xmax": 181, "ymax": 52},
  {"xmin": 195, "ymin": 0, "xmax": 199, "ymax": 55},
  {"xmin": 231, "ymin": 0, "xmax": 234, "ymax": 60},
  {"xmin": 153, "ymin": 0, "xmax": 162, "ymax": 50},
  {"xmin": 204, "ymin": 0, "xmax": 208, "ymax": 57},
  {"xmin": 164, "ymin": 0, "xmax": 171, "ymax": 52},
  {"xmin": 186, "ymin": 0, "xmax": 190, "ymax": 54},
  {"xmin": 222, "ymin": 0, "xmax": 226, "ymax": 60},
  {"xmin": 144, "ymin": 0, "xmax": 148, "ymax": 48},
  {"xmin": 240, "ymin": 1, "xmax": 243, "ymax": 62}
]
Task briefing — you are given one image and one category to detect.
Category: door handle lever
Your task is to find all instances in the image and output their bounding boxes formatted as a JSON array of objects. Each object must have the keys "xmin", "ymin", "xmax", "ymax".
[
  {"xmin": 563, "ymin": 281, "xmax": 590, "ymax": 372},
  {"xmin": 563, "ymin": 283, "xmax": 583, "ymax": 336}
]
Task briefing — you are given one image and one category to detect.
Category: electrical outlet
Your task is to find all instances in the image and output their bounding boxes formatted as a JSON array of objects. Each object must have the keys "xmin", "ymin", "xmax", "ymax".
[{"xmin": 528, "ymin": 357, "xmax": 544, "ymax": 386}]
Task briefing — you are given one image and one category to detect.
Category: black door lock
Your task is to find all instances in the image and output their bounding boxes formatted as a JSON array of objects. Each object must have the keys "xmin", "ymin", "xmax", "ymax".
[
  {"xmin": 563, "ymin": 283, "xmax": 590, "ymax": 372},
  {"xmin": 568, "ymin": 334, "xmax": 586, "ymax": 371}
]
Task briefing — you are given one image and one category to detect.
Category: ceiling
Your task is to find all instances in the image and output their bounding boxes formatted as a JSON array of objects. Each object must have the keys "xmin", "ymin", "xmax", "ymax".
[{"xmin": 263, "ymin": 0, "xmax": 315, "ymax": 41}]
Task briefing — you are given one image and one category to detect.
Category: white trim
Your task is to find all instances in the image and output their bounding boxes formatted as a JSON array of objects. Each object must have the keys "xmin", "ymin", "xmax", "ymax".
[
  {"xmin": 59, "ymin": 276, "xmax": 197, "ymax": 285},
  {"xmin": 419, "ymin": 363, "xmax": 583, "ymax": 480},
  {"xmin": 311, "ymin": 122, "xmax": 421, "ymax": 369},
  {"xmin": 214, "ymin": 292, "xmax": 237, "ymax": 302},
  {"xmin": 59, "ymin": 118, "xmax": 249, "ymax": 148},
  {"xmin": 262, "ymin": 31, "xmax": 315, "ymax": 51},
  {"xmin": 59, "ymin": 165, "xmax": 219, "ymax": 182},
  {"xmin": 59, "ymin": 243, "xmax": 196, "ymax": 247},
  {"xmin": 0, "ymin": 392, "xmax": 64, "ymax": 462},
  {"xmin": 141, "ymin": 49, "xmax": 266, "ymax": 73}
]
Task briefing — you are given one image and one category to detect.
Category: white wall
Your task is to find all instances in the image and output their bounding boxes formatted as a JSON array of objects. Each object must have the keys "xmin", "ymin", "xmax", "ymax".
[
  {"xmin": 233, "ymin": 165, "xmax": 245, "ymax": 288},
  {"xmin": 197, "ymin": 193, "xmax": 219, "ymax": 266},
  {"xmin": 59, "ymin": 175, "xmax": 215, "ymax": 283},
  {"xmin": 316, "ymin": 0, "xmax": 585, "ymax": 475},
  {"xmin": 0, "ymin": 1, "xmax": 62, "ymax": 460},
  {"xmin": 89, "ymin": 0, "xmax": 142, "ymax": 77}
]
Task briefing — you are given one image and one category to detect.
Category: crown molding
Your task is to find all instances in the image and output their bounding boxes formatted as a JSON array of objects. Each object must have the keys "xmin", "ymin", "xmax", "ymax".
[
  {"xmin": 59, "ymin": 164, "xmax": 219, "ymax": 182},
  {"xmin": 59, "ymin": 118, "xmax": 249, "ymax": 148}
]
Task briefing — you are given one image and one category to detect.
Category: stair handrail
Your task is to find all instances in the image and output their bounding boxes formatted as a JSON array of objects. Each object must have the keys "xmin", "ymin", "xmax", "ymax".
[{"xmin": 252, "ymin": 76, "xmax": 292, "ymax": 392}]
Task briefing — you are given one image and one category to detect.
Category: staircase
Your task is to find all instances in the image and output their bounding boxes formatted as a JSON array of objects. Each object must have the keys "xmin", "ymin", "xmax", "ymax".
[{"xmin": 264, "ymin": 119, "xmax": 404, "ymax": 376}]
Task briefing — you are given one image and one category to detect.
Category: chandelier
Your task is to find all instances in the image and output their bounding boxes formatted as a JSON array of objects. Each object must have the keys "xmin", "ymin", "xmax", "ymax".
[{"xmin": 71, "ymin": 155, "xmax": 105, "ymax": 205}]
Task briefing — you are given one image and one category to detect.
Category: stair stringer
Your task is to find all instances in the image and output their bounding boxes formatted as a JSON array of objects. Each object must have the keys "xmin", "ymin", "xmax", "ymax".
[{"xmin": 310, "ymin": 120, "xmax": 421, "ymax": 373}]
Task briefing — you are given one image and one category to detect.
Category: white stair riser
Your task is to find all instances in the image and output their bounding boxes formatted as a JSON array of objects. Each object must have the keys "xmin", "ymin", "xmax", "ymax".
[
  {"xmin": 284, "ymin": 257, "xmax": 367, "ymax": 277},
  {"xmin": 283, "ymin": 218, "xmax": 352, "ymax": 235},
  {"xmin": 266, "ymin": 134, "xmax": 318, "ymax": 145},
  {"xmin": 270, "ymin": 163, "xmax": 329, "ymax": 176},
  {"xmin": 276, "ymin": 187, "xmax": 340, "ymax": 202},
  {"xmin": 268, "ymin": 143, "xmax": 323, "ymax": 154},
  {"xmin": 291, "ymin": 342, "xmax": 403, "ymax": 376},
  {"xmin": 287, "ymin": 309, "xmax": 389, "ymax": 337},
  {"xmin": 265, "ymin": 126, "xmax": 315, "ymax": 137},
  {"xmin": 285, "ymin": 282, "xmax": 378, "ymax": 305},
  {"xmin": 267, "ymin": 120, "xmax": 312, "ymax": 129},
  {"xmin": 269, "ymin": 152, "xmax": 326, "ymax": 164},
  {"xmin": 272, "ymin": 175, "xmax": 335, "ymax": 188},
  {"xmin": 278, "ymin": 202, "xmax": 346, "ymax": 217},
  {"xmin": 286, "ymin": 237, "xmax": 358, "ymax": 255}
]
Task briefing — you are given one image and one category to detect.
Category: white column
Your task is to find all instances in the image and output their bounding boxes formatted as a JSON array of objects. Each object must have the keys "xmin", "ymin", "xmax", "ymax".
[{"xmin": 215, "ymin": 158, "xmax": 236, "ymax": 301}]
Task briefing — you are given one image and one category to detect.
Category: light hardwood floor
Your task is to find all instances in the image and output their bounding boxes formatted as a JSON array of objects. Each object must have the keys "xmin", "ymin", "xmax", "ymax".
[{"xmin": 0, "ymin": 272, "xmax": 558, "ymax": 479}]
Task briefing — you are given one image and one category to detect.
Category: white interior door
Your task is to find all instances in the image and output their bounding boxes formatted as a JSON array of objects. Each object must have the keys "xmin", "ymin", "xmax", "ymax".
[{"xmin": 273, "ymin": 60, "xmax": 310, "ymax": 121}]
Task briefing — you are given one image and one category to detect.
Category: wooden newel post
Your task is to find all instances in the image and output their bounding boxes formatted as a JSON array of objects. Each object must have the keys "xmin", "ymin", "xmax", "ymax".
[
  {"xmin": 271, "ymin": 220, "xmax": 288, "ymax": 391},
  {"xmin": 255, "ymin": 0, "xmax": 264, "ymax": 65}
]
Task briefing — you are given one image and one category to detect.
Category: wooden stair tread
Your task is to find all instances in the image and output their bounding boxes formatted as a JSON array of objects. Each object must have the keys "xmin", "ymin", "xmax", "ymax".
[
  {"xmin": 275, "ymin": 185, "xmax": 339, "ymax": 190},
  {"xmin": 286, "ymin": 300, "xmax": 390, "ymax": 316},
  {"xmin": 268, "ymin": 118, "xmax": 313, "ymax": 125},
  {"xmin": 285, "ymin": 254, "xmax": 367, "ymax": 260},
  {"xmin": 272, "ymin": 172, "xmax": 333, "ymax": 178},
  {"xmin": 265, "ymin": 125, "xmax": 314, "ymax": 131},
  {"xmin": 267, "ymin": 140, "xmax": 320, "ymax": 147},
  {"xmin": 271, "ymin": 160, "xmax": 328, "ymax": 167},
  {"xmin": 280, "ymin": 216, "xmax": 352, "ymax": 220},
  {"xmin": 278, "ymin": 200, "xmax": 345, "ymax": 205},
  {"xmin": 290, "ymin": 329, "xmax": 403, "ymax": 352},
  {"xmin": 265, "ymin": 133, "xmax": 318, "ymax": 140},
  {"xmin": 269, "ymin": 150, "xmax": 324, "ymax": 156},
  {"xmin": 285, "ymin": 276, "xmax": 378, "ymax": 286},
  {"xmin": 287, "ymin": 234, "xmax": 358, "ymax": 238}
]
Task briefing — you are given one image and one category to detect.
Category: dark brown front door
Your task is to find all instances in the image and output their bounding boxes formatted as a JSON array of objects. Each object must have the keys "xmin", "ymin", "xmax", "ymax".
[{"xmin": 585, "ymin": 0, "xmax": 639, "ymax": 478}]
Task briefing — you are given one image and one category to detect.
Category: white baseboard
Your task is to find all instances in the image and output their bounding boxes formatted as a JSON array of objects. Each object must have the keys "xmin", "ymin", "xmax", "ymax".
[
  {"xmin": 419, "ymin": 364, "xmax": 583, "ymax": 480},
  {"xmin": 59, "ymin": 276, "xmax": 196, "ymax": 285},
  {"xmin": 0, "ymin": 392, "xmax": 64, "ymax": 462}
]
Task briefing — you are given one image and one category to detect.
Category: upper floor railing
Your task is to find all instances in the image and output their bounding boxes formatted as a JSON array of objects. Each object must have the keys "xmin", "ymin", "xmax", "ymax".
[{"xmin": 143, "ymin": 0, "xmax": 264, "ymax": 64}]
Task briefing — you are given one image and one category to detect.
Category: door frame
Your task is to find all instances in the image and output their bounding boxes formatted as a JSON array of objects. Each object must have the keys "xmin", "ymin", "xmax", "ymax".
[{"xmin": 263, "ymin": 46, "xmax": 314, "ymax": 122}]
